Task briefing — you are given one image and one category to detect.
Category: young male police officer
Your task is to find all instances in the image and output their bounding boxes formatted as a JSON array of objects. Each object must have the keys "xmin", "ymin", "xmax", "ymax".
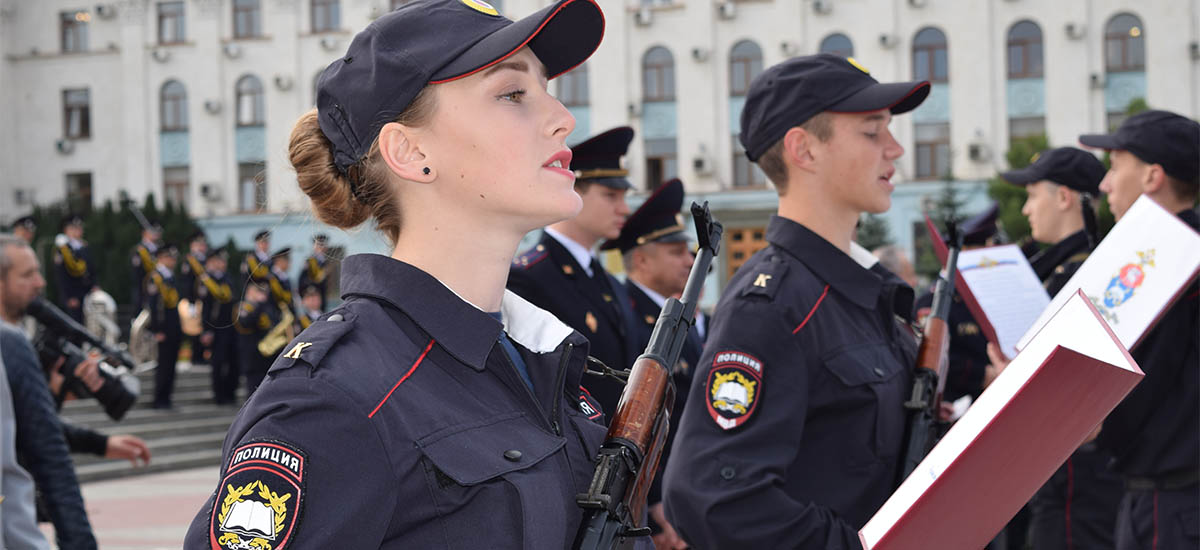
[
  {"xmin": 1000, "ymin": 146, "xmax": 1123, "ymax": 550},
  {"xmin": 662, "ymin": 54, "xmax": 929, "ymax": 549},
  {"xmin": 598, "ymin": 177, "xmax": 702, "ymax": 550},
  {"xmin": 130, "ymin": 220, "xmax": 162, "ymax": 314},
  {"xmin": 1078, "ymin": 109, "xmax": 1199, "ymax": 550},
  {"xmin": 508, "ymin": 126, "xmax": 639, "ymax": 416}
]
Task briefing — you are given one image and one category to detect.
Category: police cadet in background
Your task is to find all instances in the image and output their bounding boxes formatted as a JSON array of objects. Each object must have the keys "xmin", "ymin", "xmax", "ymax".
[
  {"xmin": 268, "ymin": 246, "xmax": 296, "ymax": 315},
  {"xmin": 10, "ymin": 215, "xmax": 36, "ymax": 245},
  {"xmin": 129, "ymin": 220, "xmax": 162, "ymax": 314},
  {"xmin": 999, "ymin": 146, "xmax": 1122, "ymax": 550},
  {"xmin": 241, "ymin": 229, "xmax": 273, "ymax": 285},
  {"xmin": 147, "ymin": 243, "xmax": 183, "ymax": 410},
  {"xmin": 200, "ymin": 246, "xmax": 239, "ymax": 405},
  {"xmin": 53, "ymin": 215, "xmax": 94, "ymax": 323},
  {"xmin": 297, "ymin": 284, "xmax": 323, "ymax": 331},
  {"xmin": 508, "ymin": 125, "xmax": 638, "ymax": 416},
  {"xmin": 178, "ymin": 230, "xmax": 209, "ymax": 363},
  {"xmin": 233, "ymin": 281, "xmax": 279, "ymax": 395},
  {"xmin": 185, "ymin": 0, "xmax": 610, "ymax": 547},
  {"xmin": 663, "ymin": 54, "xmax": 930, "ymax": 549},
  {"xmin": 1076, "ymin": 110, "xmax": 1199, "ymax": 550},
  {"xmin": 598, "ymin": 177, "xmax": 702, "ymax": 550},
  {"xmin": 297, "ymin": 234, "xmax": 331, "ymax": 310}
]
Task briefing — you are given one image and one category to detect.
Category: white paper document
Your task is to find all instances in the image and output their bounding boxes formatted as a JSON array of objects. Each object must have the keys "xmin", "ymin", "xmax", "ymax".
[
  {"xmin": 954, "ymin": 245, "xmax": 1050, "ymax": 357},
  {"xmin": 1016, "ymin": 196, "xmax": 1200, "ymax": 351}
]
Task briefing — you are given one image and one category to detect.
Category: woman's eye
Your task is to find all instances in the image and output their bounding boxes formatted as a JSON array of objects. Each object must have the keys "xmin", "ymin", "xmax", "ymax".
[{"xmin": 499, "ymin": 90, "xmax": 527, "ymax": 102}]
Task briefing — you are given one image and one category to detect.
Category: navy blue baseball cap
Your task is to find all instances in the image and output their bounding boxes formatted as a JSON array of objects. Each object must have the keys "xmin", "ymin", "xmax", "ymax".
[
  {"xmin": 317, "ymin": 0, "xmax": 605, "ymax": 175},
  {"xmin": 1079, "ymin": 110, "xmax": 1200, "ymax": 183},
  {"xmin": 1000, "ymin": 147, "xmax": 1104, "ymax": 195},
  {"xmin": 740, "ymin": 54, "xmax": 930, "ymax": 162},
  {"xmin": 960, "ymin": 202, "xmax": 999, "ymax": 247}
]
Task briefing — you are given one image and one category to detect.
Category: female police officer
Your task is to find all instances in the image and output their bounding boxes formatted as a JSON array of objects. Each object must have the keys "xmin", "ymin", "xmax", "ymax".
[{"xmin": 184, "ymin": 1, "xmax": 609, "ymax": 548}]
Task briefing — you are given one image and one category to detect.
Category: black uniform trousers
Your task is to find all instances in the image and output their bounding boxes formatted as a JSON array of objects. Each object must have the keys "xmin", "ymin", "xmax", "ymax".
[
  {"xmin": 1114, "ymin": 483, "xmax": 1199, "ymax": 550},
  {"xmin": 209, "ymin": 327, "xmax": 240, "ymax": 404},
  {"xmin": 155, "ymin": 330, "xmax": 182, "ymax": 409}
]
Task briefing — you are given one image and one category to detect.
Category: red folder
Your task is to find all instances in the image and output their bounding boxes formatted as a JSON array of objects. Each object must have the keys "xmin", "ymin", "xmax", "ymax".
[
  {"xmin": 924, "ymin": 214, "xmax": 1001, "ymax": 348},
  {"xmin": 859, "ymin": 291, "xmax": 1143, "ymax": 550}
]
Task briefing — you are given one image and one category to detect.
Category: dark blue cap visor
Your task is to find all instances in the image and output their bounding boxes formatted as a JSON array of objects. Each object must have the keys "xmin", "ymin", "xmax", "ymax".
[
  {"xmin": 431, "ymin": 0, "xmax": 604, "ymax": 83},
  {"xmin": 828, "ymin": 80, "xmax": 930, "ymax": 114}
]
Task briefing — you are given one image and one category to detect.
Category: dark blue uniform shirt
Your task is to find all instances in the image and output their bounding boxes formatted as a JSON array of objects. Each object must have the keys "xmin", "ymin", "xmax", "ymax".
[
  {"xmin": 663, "ymin": 216, "xmax": 917, "ymax": 549},
  {"xmin": 185, "ymin": 254, "xmax": 610, "ymax": 549}
]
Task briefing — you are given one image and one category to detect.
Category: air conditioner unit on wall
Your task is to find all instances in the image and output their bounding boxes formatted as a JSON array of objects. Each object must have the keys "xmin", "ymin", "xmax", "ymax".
[
  {"xmin": 717, "ymin": 1, "xmax": 736, "ymax": 20},
  {"xmin": 200, "ymin": 183, "xmax": 222, "ymax": 202},
  {"xmin": 319, "ymin": 36, "xmax": 339, "ymax": 51},
  {"xmin": 223, "ymin": 43, "xmax": 242, "ymax": 59},
  {"xmin": 151, "ymin": 47, "xmax": 170, "ymax": 62},
  {"xmin": 1065, "ymin": 22, "xmax": 1086, "ymax": 40},
  {"xmin": 55, "ymin": 139, "xmax": 75, "ymax": 155},
  {"xmin": 635, "ymin": 6, "xmax": 652, "ymax": 26},
  {"xmin": 813, "ymin": 0, "xmax": 832, "ymax": 15},
  {"xmin": 95, "ymin": 4, "xmax": 117, "ymax": 19},
  {"xmin": 878, "ymin": 33, "xmax": 898, "ymax": 49}
]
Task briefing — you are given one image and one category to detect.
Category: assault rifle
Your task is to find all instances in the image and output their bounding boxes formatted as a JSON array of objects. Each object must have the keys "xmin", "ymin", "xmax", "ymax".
[
  {"xmin": 573, "ymin": 202, "xmax": 723, "ymax": 550},
  {"xmin": 897, "ymin": 221, "xmax": 962, "ymax": 485}
]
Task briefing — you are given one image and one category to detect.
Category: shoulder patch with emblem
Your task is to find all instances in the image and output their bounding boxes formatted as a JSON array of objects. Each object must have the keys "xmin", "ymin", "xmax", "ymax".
[
  {"xmin": 210, "ymin": 439, "xmax": 306, "ymax": 550},
  {"xmin": 512, "ymin": 247, "xmax": 548, "ymax": 270},
  {"xmin": 740, "ymin": 255, "xmax": 789, "ymax": 300},
  {"xmin": 271, "ymin": 312, "xmax": 355, "ymax": 372},
  {"xmin": 577, "ymin": 386, "xmax": 603, "ymax": 421},
  {"xmin": 706, "ymin": 350, "xmax": 764, "ymax": 431}
]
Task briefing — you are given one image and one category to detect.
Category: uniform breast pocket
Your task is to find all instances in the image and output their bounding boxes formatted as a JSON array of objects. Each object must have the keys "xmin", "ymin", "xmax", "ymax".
[
  {"xmin": 821, "ymin": 345, "xmax": 907, "ymax": 463},
  {"xmin": 416, "ymin": 411, "xmax": 568, "ymax": 550}
]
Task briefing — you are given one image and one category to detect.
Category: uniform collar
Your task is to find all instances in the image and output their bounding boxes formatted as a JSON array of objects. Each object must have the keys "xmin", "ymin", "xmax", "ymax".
[
  {"xmin": 1029, "ymin": 229, "xmax": 1090, "ymax": 281},
  {"xmin": 1177, "ymin": 207, "xmax": 1199, "ymax": 231},
  {"xmin": 544, "ymin": 227, "xmax": 597, "ymax": 277},
  {"xmin": 766, "ymin": 215, "xmax": 883, "ymax": 310},
  {"xmin": 156, "ymin": 264, "xmax": 172, "ymax": 278},
  {"xmin": 340, "ymin": 254, "xmax": 573, "ymax": 371},
  {"xmin": 629, "ymin": 278, "xmax": 668, "ymax": 309}
]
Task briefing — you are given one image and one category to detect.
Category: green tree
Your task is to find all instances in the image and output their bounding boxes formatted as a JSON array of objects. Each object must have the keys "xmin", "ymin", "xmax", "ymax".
[
  {"xmin": 855, "ymin": 214, "xmax": 893, "ymax": 250},
  {"xmin": 914, "ymin": 180, "xmax": 968, "ymax": 278}
]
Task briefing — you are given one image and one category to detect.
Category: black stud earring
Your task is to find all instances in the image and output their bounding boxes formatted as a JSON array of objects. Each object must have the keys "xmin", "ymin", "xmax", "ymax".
[{"xmin": 422, "ymin": 167, "xmax": 431, "ymax": 175}]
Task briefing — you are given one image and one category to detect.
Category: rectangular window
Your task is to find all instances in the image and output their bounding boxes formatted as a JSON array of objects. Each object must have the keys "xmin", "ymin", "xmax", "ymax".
[
  {"xmin": 914, "ymin": 122, "xmax": 950, "ymax": 179},
  {"xmin": 644, "ymin": 138, "xmax": 677, "ymax": 191},
  {"xmin": 1009, "ymin": 117, "xmax": 1045, "ymax": 140},
  {"xmin": 63, "ymin": 89, "xmax": 91, "ymax": 139},
  {"xmin": 239, "ymin": 162, "xmax": 267, "ymax": 212},
  {"xmin": 164, "ymin": 166, "xmax": 190, "ymax": 207},
  {"xmin": 311, "ymin": 0, "xmax": 340, "ymax": 33},
  {"xmin": 66, "ymin": 173, "xmax": 93, "ymax": 214},
  {"xmin": 732, "ymin": 135, "xmax": 766, "ymax": 188},
  {"xmin": 60, "ymin": 11, "xmax": 89, "ymax": 53},
  {"xmin": 158, "ymin": 2, "xmax": 185, "ymax": 44},
  {"xmin": 556, "ymin": 65, "xmax": 589, "ymax": 107},
  {"xmin": 233, "ymin": 0, "xmax": 262, "ymax": 38}
]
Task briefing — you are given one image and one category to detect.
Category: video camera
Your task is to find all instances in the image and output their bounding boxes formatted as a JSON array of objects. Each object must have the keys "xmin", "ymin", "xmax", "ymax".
[{"xmin": 26, "ymin": 297, "xmax": 139, "ymax": 420}]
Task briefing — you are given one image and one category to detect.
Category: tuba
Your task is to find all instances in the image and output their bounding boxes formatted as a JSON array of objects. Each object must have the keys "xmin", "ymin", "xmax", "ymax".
[
  {"xmin": 128, "ymin": 309, "xmax": 157, "ymax": 365},
  {"xmin": 257, "ymin": 306, "xmax": 296, "ymax": 357}
]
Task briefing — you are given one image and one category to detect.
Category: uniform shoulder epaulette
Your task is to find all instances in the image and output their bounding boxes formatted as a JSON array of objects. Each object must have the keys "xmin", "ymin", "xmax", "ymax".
[
  {"xmin": 271, "ymin": 310, "xmax": 357, "ymax": 372},
  {"xmin": 739, "ymin": 254, "xmax": 789, "ymax": 301},
  {"xmin": 512, "ymin": 245, "xmax": 549, "ymax": 270}
]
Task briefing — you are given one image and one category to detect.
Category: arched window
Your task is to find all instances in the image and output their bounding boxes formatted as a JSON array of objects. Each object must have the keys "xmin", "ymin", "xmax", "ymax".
[
  {"xmin": 819, "ymin": 33, "xmax": 854, "ymax": 58},
  {"xmin": 642, "ymin": 46, "xmax": 675, "ymax": 102},
  {"xmin": 1105, "ymin": 13, "xmax": 1145, "ymax": 72},
  {"xmin": 557, "ymin": 63, "xmax": 589, "ymax": 107},
  {"xmin": 729, "ymin": 40, "xmax": 762, "ymax": 97},
  {"xmin": 912, "ymin": 27, "xmax": 948, "ymax": 82},
  {"xmin": 236, "ymin": 75, "xmax": 264, "ymax": 127},
  {"xmin": 1007, "ymin": 20, "xmax": 1043, "ymax": 78},
  {"xmin": 160, "ymin": 80, "xmax": 187, "ymax": 131}
]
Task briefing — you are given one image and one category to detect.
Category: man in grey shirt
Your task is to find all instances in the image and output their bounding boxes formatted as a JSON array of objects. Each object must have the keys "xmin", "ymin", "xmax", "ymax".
[{"xmin": 0, "ymin": 318, "xmax": 51, "ymax": 549}]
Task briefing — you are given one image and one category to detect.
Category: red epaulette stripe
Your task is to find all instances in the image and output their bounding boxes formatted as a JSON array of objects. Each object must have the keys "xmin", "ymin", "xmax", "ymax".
[
  {"xmin": 792, "ymin": 284, "xmax": 831, "ymax": 335},
  {"xmin": 580, "ymin": 385, "xmax": 596, "ymax": 399},
  {"xmin": 368, "ymin": 338, "xmax": 436, "ymax": 419}
]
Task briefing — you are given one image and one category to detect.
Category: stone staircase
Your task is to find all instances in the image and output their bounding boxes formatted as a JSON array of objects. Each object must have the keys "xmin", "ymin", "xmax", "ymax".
[{"xmin": 59, "ymin": 363, "xmax": 241, "ymax": 483}]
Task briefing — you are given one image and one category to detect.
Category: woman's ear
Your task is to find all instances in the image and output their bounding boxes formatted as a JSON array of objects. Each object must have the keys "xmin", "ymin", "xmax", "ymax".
[{"xmin": 378, "ymin": 122, "xmax": 435, "ymax": 182}]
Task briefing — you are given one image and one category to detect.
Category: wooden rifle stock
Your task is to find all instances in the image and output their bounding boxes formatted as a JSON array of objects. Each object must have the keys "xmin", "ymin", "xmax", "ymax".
[
  {"xmin": 897, "ymin": 224, "xmax": 962, "ymax": 485},
  {"xmin": 573, "ymin": 202, "xmax": 722, "ymax": 550}
]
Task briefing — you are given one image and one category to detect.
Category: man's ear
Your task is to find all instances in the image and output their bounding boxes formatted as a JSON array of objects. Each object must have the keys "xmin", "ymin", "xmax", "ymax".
[
  {"xmin": 378, "ymin": 122, "xmax": 435, "ymax": 182},
  {"xmin": 782, "ymin": 126, "xmax": 817, "ymax": 174},
  {"xmin": 1142, "ymin": 164, "xmax": 1167, "ymax": 195},
  {"xmin": 1054, "ymin": 185, "xmax": 1077, "ymax": 212}
]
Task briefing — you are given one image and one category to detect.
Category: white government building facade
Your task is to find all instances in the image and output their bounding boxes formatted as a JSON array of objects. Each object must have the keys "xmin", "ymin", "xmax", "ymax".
[{"xmin": 1, "ymin": 0, "xmax": 1197, "ymax": 286}]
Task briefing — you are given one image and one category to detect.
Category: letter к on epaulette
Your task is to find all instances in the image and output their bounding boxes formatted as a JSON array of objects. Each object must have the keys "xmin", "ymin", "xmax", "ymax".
[
  {"xmin": 270, "ymin": 311, "xmax": 356, "ymax": 373},
  {"xmin": 739, "ymin": 255, "xmax": 789, "ymax": 300}
]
